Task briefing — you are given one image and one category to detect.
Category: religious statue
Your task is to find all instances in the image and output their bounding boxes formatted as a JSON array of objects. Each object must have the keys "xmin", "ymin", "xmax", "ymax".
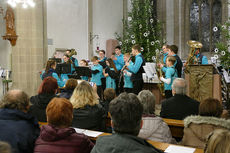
[
  {"xmin": 2, "ymin": 5, "xmax": 18, "ymax": 46},
  {"xmin": 4, "ymin": 5, "xmax": 16, "ymax": 36}
]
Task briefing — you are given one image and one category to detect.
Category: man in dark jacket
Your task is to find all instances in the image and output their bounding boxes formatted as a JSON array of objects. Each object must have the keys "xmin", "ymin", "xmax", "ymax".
[
  {"xmin": 91, "ymin": 93, "xmax": 163, "ymax": 153},
  {"xmin": 160, "ymin": 78, "xmax": 200, "ymax": 120},
  {"xmin": 0, "ymin": 90, "xmax": 40, "ymax": 153}
]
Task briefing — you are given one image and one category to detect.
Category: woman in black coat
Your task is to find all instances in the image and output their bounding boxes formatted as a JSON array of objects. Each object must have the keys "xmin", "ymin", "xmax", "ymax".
[{"xmin": 28, "ymin": 76, "xmax": 58, "ymax": 122}]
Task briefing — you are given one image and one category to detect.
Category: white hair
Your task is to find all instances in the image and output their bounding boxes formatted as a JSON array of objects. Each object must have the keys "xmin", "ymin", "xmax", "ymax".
[{"xmin": 172, "ymin": 78, "xmax": 187, "ymax": 95}]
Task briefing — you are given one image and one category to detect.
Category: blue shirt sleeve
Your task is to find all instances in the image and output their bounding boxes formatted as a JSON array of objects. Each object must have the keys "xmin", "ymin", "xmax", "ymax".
[
  {"xmin": 74, "ymin": 59, "xmax": 78, "ymax": 67},
  {"xmin": 52, "ymin": 73, "xmax": 64, "ymax": 87},
  {"xmin": 202, "ymin": 56, "xmax": 208, "ymax": 64},
  {"xmin": 128, "ymin": 55, "xmax": 143, "ymax": 74}
]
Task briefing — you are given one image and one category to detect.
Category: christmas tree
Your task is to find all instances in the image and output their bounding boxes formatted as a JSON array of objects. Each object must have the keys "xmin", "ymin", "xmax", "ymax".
[
  {"xmin": 215, "ymin": 20, "xmax": 230, "ymax": 70},
  {"xmin": 115, "ymin": 0, "xmax": 164, "ymax": 62}
]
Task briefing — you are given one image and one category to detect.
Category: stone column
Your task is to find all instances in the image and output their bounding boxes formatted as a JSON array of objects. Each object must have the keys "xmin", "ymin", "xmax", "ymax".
[{"xmin": 11, "ymin": 0, "xmax": 46, "ymax": 96}]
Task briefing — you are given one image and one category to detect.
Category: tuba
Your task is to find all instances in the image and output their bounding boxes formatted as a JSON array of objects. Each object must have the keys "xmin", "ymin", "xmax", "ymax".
[
  {"xmin": 68, "ymin": 48, "xmax": 77, "ymax": 57},
  {"xmin": 184, "ymin": 40, "xmax": 203, "ymax": 73}
]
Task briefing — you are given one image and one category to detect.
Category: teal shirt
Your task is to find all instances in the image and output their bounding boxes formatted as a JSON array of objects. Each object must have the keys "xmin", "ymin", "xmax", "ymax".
[
  {"xmin": 127, "ymin": 53, "xmax": 143, "ymax": 74},
  {"xmin": 163, "ymin": 52, "xmax": 168, "ymax": 64},
  {"xmin": 41, "ymin": 70, "xmax": 65, "ymax": 87},
  {"xmin": 114, "ymin": 54, "xmax": 124, "ymax": 71},
  {"xmin": 91, "ymin": 64, "xmax": 103, "ymax": 86},
  {"xmin": 106, "ymin": 68, "xmax": 116, "ymax": 89},
  {"xmin": 164, "ymin": 66, "xmax": 177, "ymax": 90},
  {"xmin": 124, "ymin": 62, "xmax": 133, "ymax": 88}
]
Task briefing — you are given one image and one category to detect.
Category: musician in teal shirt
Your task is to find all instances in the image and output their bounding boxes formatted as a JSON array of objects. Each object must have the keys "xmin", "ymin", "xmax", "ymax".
[{"xmin": 91, "ymin": 56, "xmax": 103, "ymax": 98}]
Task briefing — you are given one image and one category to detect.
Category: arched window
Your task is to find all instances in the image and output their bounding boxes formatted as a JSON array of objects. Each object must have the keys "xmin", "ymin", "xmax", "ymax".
[{"xmin": 189, "ymin": 0, "xmax": 222, "ymax": 52}]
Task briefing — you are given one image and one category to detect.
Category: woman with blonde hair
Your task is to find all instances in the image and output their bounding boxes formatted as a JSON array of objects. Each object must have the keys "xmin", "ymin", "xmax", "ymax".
[
  {"xmin": 70, "ymin": 81, "xmax": 105, "ymax": 131},
  {"xmin": 205, "ymin": 129, "xmax": 230, "ymax": 153}
]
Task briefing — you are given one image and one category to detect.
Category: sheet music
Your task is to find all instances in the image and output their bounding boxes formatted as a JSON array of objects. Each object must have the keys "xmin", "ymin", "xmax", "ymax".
[
  {"xmin": 165, "ymin": 145, "xmax": 195, "ymax": 153},
  {"xmin": 143, "ymin": 66, "xmax": 154, "ymax": 78},
  {"xmin": 74, "ymin": 128, "xmax": 103, "ymax": 137}
]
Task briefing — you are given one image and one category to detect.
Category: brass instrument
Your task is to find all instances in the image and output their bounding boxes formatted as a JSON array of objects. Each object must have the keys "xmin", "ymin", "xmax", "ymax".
[
  {"xmin": 184, "ymin": 40, "xmax": 203, "ymax": 73},
  {"xmin": 68, "ymin": 48, "xmax": 77, "ymax": 57},
  {"xmin": 155, "ymin": 51, "xmax": 165, "ymax": 96}
]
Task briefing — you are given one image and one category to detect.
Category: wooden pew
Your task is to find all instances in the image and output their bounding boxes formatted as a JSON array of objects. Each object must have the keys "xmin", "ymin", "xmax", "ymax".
[
  {"xmin": 163, "ymin": 118, "xmax": 184, "ymax": 139},
  {"xmin": 89, "ymin": 132, "xmax": 203, "ymax": 153}
]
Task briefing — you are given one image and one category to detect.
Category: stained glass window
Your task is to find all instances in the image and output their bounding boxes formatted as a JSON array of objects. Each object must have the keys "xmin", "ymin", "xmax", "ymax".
[{"xmin": 189, "ymin": 0, "xmax": 222, "ymax": 52}]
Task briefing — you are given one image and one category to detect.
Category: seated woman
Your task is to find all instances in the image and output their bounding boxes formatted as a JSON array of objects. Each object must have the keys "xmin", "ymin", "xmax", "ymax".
[
  {"xmin": 34, "ymin": 98, "xmax": 94, "ymax": 153},
  {"xmin": 59, "ymin": 78, "xmax": 78, "ymax": 99},
  {"xmin": 137, "ymin": 90, "xmax": 175, "ymax": 143},
  {"xmin": 204, "ymin": 129, "xmax": 230, "ymax": 153},
  {"xmin": 100, "ymin": 88, "xmax": 116, "ymax": 113},
  {"xmin": 70, "ymin": 81, "xmax": 106, "ymax": 131},
  {"xmin": 41, "ymin": 59, "xmax": 64, "ymax": 87},
  {"xmin": 28, "ymin": 77, "xmax": 58, "ymax": 122},
  {"xmin": 181, "ymin": 98, "xmax": 230, "ymax": 149}
]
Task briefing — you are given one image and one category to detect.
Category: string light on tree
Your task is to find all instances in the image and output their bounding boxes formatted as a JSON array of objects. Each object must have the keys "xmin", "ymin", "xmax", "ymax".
[{"xmin": 7, "ymin": 0, "xmax": 35, "ymax": 8}]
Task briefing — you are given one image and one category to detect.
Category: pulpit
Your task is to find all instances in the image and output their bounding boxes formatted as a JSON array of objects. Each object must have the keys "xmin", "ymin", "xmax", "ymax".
[{"xmin": 185, "ymin": 64, "xmax": 222, "ymax": 102}]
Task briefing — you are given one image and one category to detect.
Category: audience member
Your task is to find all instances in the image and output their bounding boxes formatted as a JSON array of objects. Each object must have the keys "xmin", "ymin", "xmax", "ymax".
[
  {"xmin": 0, "ymin": 90, "xmax": 40, "ymax": 153},
  {"xmin": 160, "ymin": 78, "xmax": 199, "ymax": 120},
  {"xmin": 59, "ymin": 78, "xmax": 78, "ymax": 99},
  {"xmin": 34, "ymin": 98, "xmax": 94, "ymax": 153},
  {"xmin": 70, "ymin": 81, "xmax": 106, "ymax": 131},
  {"xmin": 0, "ymin": 141, "xmax": 11, "ymax": 153},
  {"xmin": 137, "ymin": 90, "xmax": 175, "ymax": 143},
  {"xmin": 126, "ymin": 44, "xmax": 145, "ymax": 95},
  {"xmin": 100, "ymin": 88, "xmax": 116, "ymax": 113},
  {"xmin": 181, "ymin": 98, "xmax": 230, "ymax": 148},
  {"xmin": 204, "ymin": 129, "xmax": 230, "ymax": 153},
  {"xmin": 91, "ymin": 93, "xmax": 163, "ymax": 153},
  {"xmin": 28, "ymin": 76, "xmax": 58, "ymax": 122}
]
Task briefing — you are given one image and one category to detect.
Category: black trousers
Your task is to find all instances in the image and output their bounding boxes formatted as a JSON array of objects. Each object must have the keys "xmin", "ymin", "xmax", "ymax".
[
  {"xmin": 116, "ymin": 71, "xmax": 124, "ymax": 95},
  {"xmin": 97, "ymin": 85, "xmax": 102, "ymax": 99},
  {"xmin": 165, "ymin": 90, "xmax": 172, "ymax": 99},
  {"xmin": 132, "ymin": 79, "xmax": 143, "ymax": 95}
]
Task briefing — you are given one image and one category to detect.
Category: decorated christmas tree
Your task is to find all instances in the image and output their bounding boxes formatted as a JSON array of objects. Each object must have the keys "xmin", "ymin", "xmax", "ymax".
[
  {"xmin": 215, "ymin": 20, "xmax": 230, "ymax": 70},
  {"xmin": 115, "ymin": 0, "xmax": 164, "ymax": 62}
]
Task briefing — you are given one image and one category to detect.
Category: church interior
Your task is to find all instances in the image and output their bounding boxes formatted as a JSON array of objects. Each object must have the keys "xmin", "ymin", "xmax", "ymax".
[{"xmin": 0, "ymin": 0, "xmax": 230, "ymax": 152}]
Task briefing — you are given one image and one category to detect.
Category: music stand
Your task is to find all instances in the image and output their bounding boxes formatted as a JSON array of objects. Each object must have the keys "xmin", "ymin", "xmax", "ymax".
[
  {"xmin": 49, "ymin": 58, "xmax": 62, "ymax": 64},
  {"xmin": 56, "ymin": 63, "xmax": 71, "ymax": 74},
  {"xmin": 75, "ymin": 66, "xmax": 92, "ymax": 77}
]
